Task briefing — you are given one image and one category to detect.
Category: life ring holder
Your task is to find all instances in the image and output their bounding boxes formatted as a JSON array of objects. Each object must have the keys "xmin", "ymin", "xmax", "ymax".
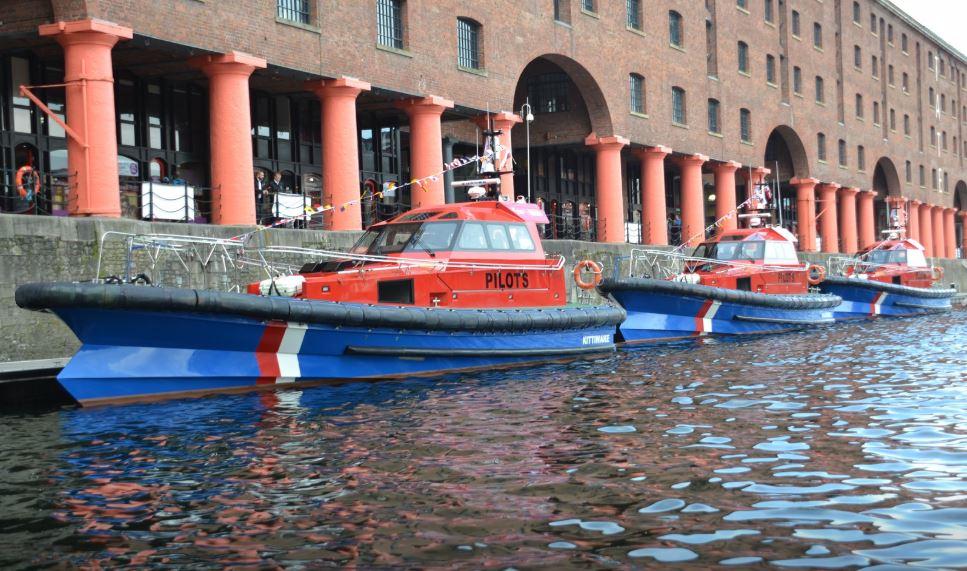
[
  {"xmin": 932, "ymin": 266, "xmax": 944, "ymax": 283},
  {"xmin": 15, "ymin": 165, "xmax": 40, "ymax": 201},
  {"xmin": 574, "ymin": 259, "xmax": 603, "ymax": 290},
  {"xmin": 806, "ymin": 264, "xmax": 827, "ymax": 286}
]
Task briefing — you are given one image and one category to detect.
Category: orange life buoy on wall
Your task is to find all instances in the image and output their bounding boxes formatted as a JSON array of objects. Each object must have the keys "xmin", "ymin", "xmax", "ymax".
[
  {"xmin": 932, "ymin": 266, "xmax": 944, "ymax": 283},
  {"xmin": 573, "ymin": 259, "xmax": 603, "ymax": 290},
  {"xmin": 15, "ymin": 165, "xmax": 40, "ymax": 201},
  {"xmin": 806, "ymin": 263, "xmax": 827, "ymax": 286}
]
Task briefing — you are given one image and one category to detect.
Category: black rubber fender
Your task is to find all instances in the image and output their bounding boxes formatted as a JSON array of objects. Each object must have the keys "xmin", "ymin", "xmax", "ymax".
[
  {"xmin": 820, "ymin": 276, "xmax": 956, "ymax": 299},
  {"xmin": 598, "ymin": 277, "xmax": 842, "ymax": 310}
]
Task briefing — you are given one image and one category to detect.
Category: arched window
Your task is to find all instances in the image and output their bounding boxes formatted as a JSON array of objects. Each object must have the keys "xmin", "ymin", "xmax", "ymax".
[
  {"xmin": 630, "ymin": 73, "xmax": 645, "ymax": 114},
  {"xmin": 791, "ymin": 10, "xmax": 800, "ymax": 36},
  {"xmin": 857, "ymin": 145, "xmax": 865, "ymax": 171},
  {"xmin": 889, "ymin": 108, "xmax": 896, "ymax": 130},
  {"xmin": 793, "ymin": 66, "xmax": 802, "ymax": 93},
  {"xmin": 852, "ymin": 1, "xmax": 861, "ymax": 24},
  {"xmin": 930, "ymin": 126, "xmax": 936, "ymax": 146},
  {"xmin": 764, "ymin": 0, "xmax": 774, "ymax": 23},
  {"xmin": 707, "ymin": 98, "xmax": 721, "ymax": 133},
  {"xmin": 672, "ymin": 86, "xmax": 687, "ymax": 124},
  {"xmin": 838, "ymin": 139, "xmax": 847, "ymax": 166},
  {"xmin": 871, "ymin": 55, "xmax": 879, "ymax": 77},
  {"xmin": 739, "ymin": 108, "xmax": 751, "ymax": 142},
  {"xmin": 813, "ymin": 23, "xmax": 822, "ymax": 48},
  {"xmin": 873, "ymin": 101, "xmax": 880, "ymax": 124},
  {"xmin": 737, "ymin": 41, "xmax": 749, "ymax": 73},
  {"xmin": 456, "ymin": 18, "xmax": 482, "ymax": 70},
  {"xmin": 815, "ymin": 76, "xmax": 824, "ymax": 103},
  {"xmin": 904, "ymin": 114, "xmax": 910, "ymax": 135},
  {"xmin": 669, "ymin": 11, "xmax": 684, "ymax": 47},
  {"xmin": 855, "ymin": 93, "xmax": 864, "ymax": 118},
  {"xmin": 905, "ymin": 161, "xmax": 912, "ymax": 183},
  {"xmin": 817, "ymin": 132, "xmax": 827, "ymax": 161},
  {"xmin": 766, "ymin": 54, "xmax": 776, "ymax": 84},
  {"xmin": 854, "ymin": 45, "xmax": 862, "ymax": 68}
]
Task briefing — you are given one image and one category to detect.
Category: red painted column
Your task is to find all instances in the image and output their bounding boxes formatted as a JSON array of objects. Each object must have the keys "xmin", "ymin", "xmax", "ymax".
[
  {"xmin": 838, "ymin": 187, "xmax": 860, "ymax": 254},
  {"xmin": 307, "ymin": 77, "xmax": 370, "ymax": 231},
  {"xmin": 919, "ymin": 203, "xmax": 934, "ymax": 257},
  {"xmin": 816, "ymin": 183, "xmax": 841, "ymax": 253},
  {"xmin": 712, "ymin": 161, "xmax": 741, "ymax": 234},
  {"xmin": 857, "ymin": 190, "xmax": 877, "ymax": 249},
  {"xmin": 633, "ymin": 146, "xmax": 671, "ymax": 245},
  {"xmin": 908, "ymin": 199, "xmax": 921, "ymax": 241},
  {"xmin": 397, "ymin": 95, "xmax": 454, "ymax": 209},
  {"xmin": 676, "ymin": 154, "xmax": 709, "ymax": 247},
  {"xmin": 473, "ymin": 112, "xmax": 523, "ymax": 200},
  {"xmin": 943, "ymin": 208, "xmax": 957, "ymax": 259},
  {"xmin": 39, "ymin": 20, "xmax": 132, "ymax": 217},
  {"xmin": 192, "ymin": 51, "xmax": 266, "ymax": 225},
  {"xmin": 790, "ymin": 177, "xmax": 819, "ymax": 252},
  {"xmin": 585, "ymin": 134, "xmax": 629, "ymax": 243},
  {"xmin": 932, "ymin": 206, "xmax": 945, "ymax": 260}
]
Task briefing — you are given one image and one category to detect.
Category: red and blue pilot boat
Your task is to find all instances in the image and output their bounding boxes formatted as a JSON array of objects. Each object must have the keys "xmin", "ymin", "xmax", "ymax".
[
  {"xmin": 599, "ymin": 221, "xmax": 842, "ymax": 343},
  {"xmin": 16, "ymin": 200, "xmax": 624, "ymax": 406},
  {"xmin": 819, "ymin": 236, "xmax": 954, "ymax": 319}
]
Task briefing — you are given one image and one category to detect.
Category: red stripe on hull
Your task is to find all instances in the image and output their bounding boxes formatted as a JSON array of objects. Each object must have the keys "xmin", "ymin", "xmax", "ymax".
[{"xmin": 255, "ymin": 321, "xmax": 288, "ymax": 383}]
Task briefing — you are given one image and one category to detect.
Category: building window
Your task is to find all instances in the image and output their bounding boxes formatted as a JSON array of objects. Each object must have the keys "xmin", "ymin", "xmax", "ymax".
[
  {"xmin": 888, "ymin": 24, "xmax": 894, "ymax": 44},
  {"xmin": 855, "ymin": 93, "xmax": 864, "ymax": 118},
  {"xmin": 932, "ymin": 168, "xmax": 938, "ymax": 189},
  {"xmin": 888, "ymin": 64, "xmax": 894, "ymax": 85},
  {"xmin": 942, "ymin": 130, "xmax": 948, "ymax": 150},
  {"xmin": 766, "ymin": 54, "xmax": 776, "ymax": 84},
  {"xmin": 857, "ymin": 145, "xmax": 865, "ymax": 170},
  {"xmin": 815, "ymin": 76, "xmax": 824, "ymax": 103},
  {"xmin": 871, "ymin": 55, "xmax": 878, "ymax": 78},
  {"xmin": 870, "ymin": 12, "xmax": 876, "ymax": 33},
  {"xmin": 583, "ymin": 0, "xmax": 595, "ymax": 12},
  {"xmin": 852, "ymin": 1, "xmax": 860, "ymax": 24},
  {"xmin": 376, "ymin": 0, "xmax": 404, "ymax": 49},
  {"xmin": 630, "ymin": 73, "xmax": 645, "ymax": 114},
  {"xmin": 873, "ymin": 101, "xmax": 880, "ymax": 124},
  {"xmin": 738, "ymin": 41, "xmax": 749, "ymax": 73},
  {"xmin": 672, "ymin": 86, "xmax": 687, "ymax": 124},
  {"xmin": 889, "ymin": 108, "xmax": 896, "ymax": 130},
  {"xmin": 708, "ymin": 98, "xmax": 721, "ymax": 133},
  {"xmin": 791, "ymin": 11, "xmax": 800, "ymax": 36},
  {"xmin": 764, "ymin": 0, "xmax": 774, "ymax": 23},
  {"xmin": 853, "ymin": 45, "xmax": 862, "ymax": 68},
  {"xmin": 905, "ymin": 160, "xmax": 912, "ymax": 182},
  {"xmin": 528, "ymin": 73, "xmax": 569, "ymax": 114},
  {"xmin": 902, "ymin": 72, "xmax": 909, "ymax": 92},
  {"xmin": 813, "ymin": 23, "xmax": 822, "ymax": 49},
  {"xmin": 940, "ymin": 58, "xmax": 946, "ymax": 76},
  {"xmin": 838, "ymin": 139, "xmax": 847, "ymax": 166},
  {"xmin": 901, "ymin": 33, "xmax": 908, "ymax": 53},
  {"xmin": 793, "ymin": 66, "xmax": 802, "ymax": 93},
  {"xmin": 553, "ymin": 0, "xmax": 570, "ymax": 22},
  {"xmin": 456, "ymin": 18, "xmax": 481, "ymax": 69},
  {"xmin": 669, "ymin": 11, "xmax": 684, "ymax": 47},
  {"xmin": 740, "ymin": 108, "xmax": 752, "ymax": 142},
  {"xmin": 941, "ymin": 94, "xmax": 946, "ymax": 112},
  {"xmin": 277, "ymin": 0, "xmax": 310, "ymax": 24},
  {"xmin": 928, "ymin": 51, "xmax": 934, "ymax": 69},
  {"xmin": 929, "ymin": 87, "xmax": 935, "ymax": 108},
  {"xmin": 919, "ymin": 165, "xmax": 925, "ymax": 186},
  {"xmin": 627, "ymin": 0, "xmax": 642, "ymax": 30},
  {"xmin": 817, "ymin": 132, "xmax": 827, "ymax": 161},
  {"xmin": 930, "ymin": 126, "xmax": 936, "ymax": 146},
  {"xmin": 737, "ymin": 0, "xmax": 748, "ymax": 9}
]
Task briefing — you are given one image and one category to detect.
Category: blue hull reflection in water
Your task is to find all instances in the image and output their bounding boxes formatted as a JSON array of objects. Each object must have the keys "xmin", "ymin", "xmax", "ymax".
[{"xmin": 0, "ymin": 313, "xmax": 966, "ymax": 568}]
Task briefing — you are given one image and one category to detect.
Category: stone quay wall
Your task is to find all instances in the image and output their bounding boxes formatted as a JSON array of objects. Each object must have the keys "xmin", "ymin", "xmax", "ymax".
[{"xmin": 2, "ymin": 213, "xmax": 965, "ymax": 363}]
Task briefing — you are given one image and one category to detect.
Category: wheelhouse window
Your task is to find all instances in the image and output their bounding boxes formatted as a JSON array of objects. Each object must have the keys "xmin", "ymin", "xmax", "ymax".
[
  {"xmin": 377, "ymin": 0, "xmax": 405, "ymax": 49},
  {"xmin": 277, "ymin": 0, "xmax": 310, "ymax": 24},
  {"xmin": 457, "ymin": 18, "xmax": 482, "ymax": 70}
]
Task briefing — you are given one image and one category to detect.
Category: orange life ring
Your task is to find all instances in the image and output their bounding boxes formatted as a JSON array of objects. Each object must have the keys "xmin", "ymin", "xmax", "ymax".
[
  {"xmin": 932, "ymin": 266, "xmax": 944, "ymax": 283},
  {"xmin": 15, "ymin": 165, "xmax": 40, "ymax": 200},
  {"xmin": 573, "ymin": 259, "xmax": 603, "ymax": 290},
  {"xmin": 806, "ymin": 264, "xmax": 826, "ymax": 286}
]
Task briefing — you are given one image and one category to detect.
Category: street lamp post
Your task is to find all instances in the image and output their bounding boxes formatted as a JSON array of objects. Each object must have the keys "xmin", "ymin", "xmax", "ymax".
[{"xmin": 520, "ymin": 99, "xmax": 534, "ymax": 202}]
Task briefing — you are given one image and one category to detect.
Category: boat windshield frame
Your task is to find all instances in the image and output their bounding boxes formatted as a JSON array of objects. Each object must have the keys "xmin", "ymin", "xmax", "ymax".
[{"xmin": 350, "ymin": 220, "xmax": 538, "ymax": 256}]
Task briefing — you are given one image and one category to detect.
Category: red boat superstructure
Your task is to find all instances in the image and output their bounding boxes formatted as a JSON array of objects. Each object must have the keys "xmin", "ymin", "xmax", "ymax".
[
  {"xmin": 247, "ymin": 200, "xmax": 569, "ymax": 308},
  {"xmin": 843, "ymin": 238, "xmax": 939, "ymax": 288},
  {"xmin": 680, "ymin": 225, "xmax": 819, "ymax": 294}
]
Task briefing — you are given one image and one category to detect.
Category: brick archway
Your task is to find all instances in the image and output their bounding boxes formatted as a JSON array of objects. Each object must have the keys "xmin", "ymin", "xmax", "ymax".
[
  {"xmin": 512, "ymin": 53, "xmax": 613, "ymax": 138},
  {"xmin": 873, "ymin": 157, "xmax": 902, "ymax": 197},
  {"xmin": 764, "ymin": 125, "xmax": 810, "ymax": 181}
]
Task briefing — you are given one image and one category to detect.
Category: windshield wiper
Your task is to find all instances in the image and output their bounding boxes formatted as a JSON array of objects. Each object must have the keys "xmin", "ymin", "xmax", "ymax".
[{"xmin": 410, "ymin": 232, "xmax": 436, "ymax": 257}]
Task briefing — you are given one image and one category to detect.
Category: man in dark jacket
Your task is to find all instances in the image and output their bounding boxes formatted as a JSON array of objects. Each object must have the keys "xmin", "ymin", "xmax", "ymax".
[{"xmin": 254, "ymin": 170, "xmax": 267, "ymax": 222}]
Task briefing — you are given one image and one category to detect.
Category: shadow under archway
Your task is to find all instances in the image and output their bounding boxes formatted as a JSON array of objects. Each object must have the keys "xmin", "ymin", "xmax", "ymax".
[
  {"xmin": 763, "ymin": 126, "xmax": 810, "ymax": 236},
  {"xmin": 872, "ymin": 157, "xmax": 902, "ymax": 235}
]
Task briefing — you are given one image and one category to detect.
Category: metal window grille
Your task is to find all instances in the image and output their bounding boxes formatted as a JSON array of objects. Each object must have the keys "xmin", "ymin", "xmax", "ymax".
[
  {"xmin": 669, "ymin": 12, "xmax": 682, "ymax": 46},
  {"xmin": 277, "ymin": 0, "xmax": 310, "ymax": 24},
  {"xmin": 457, "ymin": 18, "xmax": 480, "ymax": 69},
  {"xmin": 672, "ymin": 88, "xmax": 686, "ymax": 124},
  {"xmin": 708, "ymin": 99, "xmax": 720, "ymax": 133},
  {"xmin": 630, "ymin": 74, "xmax": 644, "ymax": 114},
  {"xmin": 528, "ymin": 73, "xmax": 569, "ymax": 113},
  {"xmin": 627, "ymin": 0, "xmax": 641, "ymax": 29},
  {"xmin": 740, "ymin": 109, "xmax": 751, "ymax": 142},
  {"xmin": 377, "ymin": 0, "xmax": 404, "ymax": 49}
]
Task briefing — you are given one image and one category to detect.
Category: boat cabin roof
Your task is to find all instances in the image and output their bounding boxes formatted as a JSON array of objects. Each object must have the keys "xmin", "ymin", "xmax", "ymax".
[
  {"xmin": 856, "ymin": 238, "xmax": 928, "ymax": 267},
  {"xmin": 711, "ymin": 226, "xmax": 799, "ymax": 244},
  {"xmin": 857, "ymin": 238, "xmax": 925, "ymax": 254},
  {"xmin": 693, "ymin": 226, "xmax": 801, "ymax": 265},
  {"xmin": 373, "ymin": 200, "xmax": 549, "ymax": 228}
]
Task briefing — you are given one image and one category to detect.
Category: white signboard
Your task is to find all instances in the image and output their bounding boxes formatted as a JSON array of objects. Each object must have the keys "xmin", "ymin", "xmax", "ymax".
[
  {"xmin": 141, "ymin": 182, "xmax": 194, "ymax": 221},
  {"xmin": 273, "ymin": 192, "xmax": 311, "ymax": 218}
]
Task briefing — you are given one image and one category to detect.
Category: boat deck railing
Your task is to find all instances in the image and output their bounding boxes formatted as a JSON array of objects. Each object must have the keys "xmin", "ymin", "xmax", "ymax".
[{"xmin": 627, "ymin": 248, "xmax": 809, "ymax": 280}]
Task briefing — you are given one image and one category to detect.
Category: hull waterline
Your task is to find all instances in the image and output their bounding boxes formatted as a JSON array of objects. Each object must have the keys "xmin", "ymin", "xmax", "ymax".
[{"xmin": 819, "ymin": 277, "xmax": 954, "ymax": 320}]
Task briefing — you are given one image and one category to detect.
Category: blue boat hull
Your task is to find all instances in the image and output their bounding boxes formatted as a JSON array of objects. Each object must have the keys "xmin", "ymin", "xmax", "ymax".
[
  {"xmin": 16, "ymin": 283, "xmax": 623, "ymax": 405},
  {"xmin": 819, "ymin": 277, "xmax": 954, "ymax": 320},
  {"xmin": 599, "ymin": 278, "xmax": 840, "ymax": 343}
]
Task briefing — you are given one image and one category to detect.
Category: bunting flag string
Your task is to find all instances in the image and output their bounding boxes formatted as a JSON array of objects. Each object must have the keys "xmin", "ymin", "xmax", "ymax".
[
  {"xmin": 230, "ymin": 153, "xmax": 487, "ymax": 242},
  {"xmin": 672, "ymin": 196, "xmax": 757, "ymax": 253}
]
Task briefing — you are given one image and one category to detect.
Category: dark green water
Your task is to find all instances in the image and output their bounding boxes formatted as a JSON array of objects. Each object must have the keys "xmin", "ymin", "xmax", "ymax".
[{"xmin": 1, "ymin": 313, "xmax": 965, "ymax": 569}]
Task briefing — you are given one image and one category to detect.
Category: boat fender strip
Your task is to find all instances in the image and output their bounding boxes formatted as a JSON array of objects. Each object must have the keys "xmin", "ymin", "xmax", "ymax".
[{"xmin": 598, "ymin": 277, "xmax": 842, "ymax": 310}]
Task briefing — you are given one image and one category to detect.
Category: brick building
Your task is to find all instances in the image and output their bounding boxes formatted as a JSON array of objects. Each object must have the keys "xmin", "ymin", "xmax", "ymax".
[{"xmin": 0, "ymin": 0, "xmax": 965, "ymax": 256}]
